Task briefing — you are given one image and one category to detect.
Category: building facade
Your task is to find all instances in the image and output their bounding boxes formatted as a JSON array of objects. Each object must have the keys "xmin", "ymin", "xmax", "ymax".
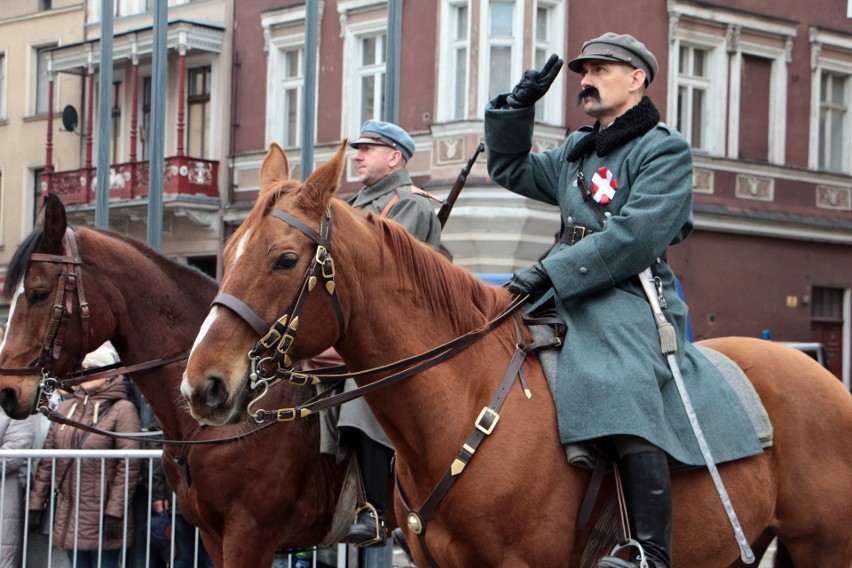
[{"xmin": 1, "ymin": 0, "xmax": 850, "ymax": 386}]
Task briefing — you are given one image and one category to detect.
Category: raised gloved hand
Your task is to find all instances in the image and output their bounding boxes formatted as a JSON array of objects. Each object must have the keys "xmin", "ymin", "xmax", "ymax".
[
  {"xmin": 28, "ymin": 510, "xmax": 43, "ymax": 532},
  {"xmin": 505, "ymin": 53, "xmax": 564, "ymax": 109},
  {"xmin": 103, "ymin": 514, "xmax": 124, "ymax": 540},
  {"xmin": 507, "ymin": 263, "xmax": 551, "ymax": 296}
]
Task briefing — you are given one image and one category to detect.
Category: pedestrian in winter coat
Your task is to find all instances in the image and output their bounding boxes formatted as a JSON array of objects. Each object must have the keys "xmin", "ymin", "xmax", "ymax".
[
  {"xmin": 28, "ymin": 342, "xmax": 140, "ymax": 568},
  {"xmin": 0, "ymin": 410, "xmax": 36, "ymax": 568}
]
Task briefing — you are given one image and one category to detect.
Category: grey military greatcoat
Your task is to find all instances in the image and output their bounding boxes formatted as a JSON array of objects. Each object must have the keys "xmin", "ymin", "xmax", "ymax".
[{"xmin": 485, "ymin": 99, "xmax": 763, "ymax": 466}]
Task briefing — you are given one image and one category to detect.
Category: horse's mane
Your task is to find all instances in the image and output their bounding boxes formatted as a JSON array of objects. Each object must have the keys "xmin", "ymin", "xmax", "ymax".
[
  {"xmin": 3, "ymin": 226, "xmax": 217, "ymax": 300},
  {"xmin": 353, "ymin": 205, "xmax": 509, "ymax": 335}
]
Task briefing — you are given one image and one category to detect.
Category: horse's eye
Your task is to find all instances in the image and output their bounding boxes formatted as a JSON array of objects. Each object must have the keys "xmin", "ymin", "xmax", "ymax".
[
  {"xmin": 28, "ymin": 290, "xmax": 50, "ymax": 304},
  {"xmin": 273, "ymin": 253, "xmax": 299, "ymax": 271}
]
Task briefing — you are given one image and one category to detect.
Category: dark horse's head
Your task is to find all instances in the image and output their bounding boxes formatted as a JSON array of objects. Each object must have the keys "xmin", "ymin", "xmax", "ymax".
[{"xmin": 0, "ymin": 194, "xmax": 121, "ymax": 418}]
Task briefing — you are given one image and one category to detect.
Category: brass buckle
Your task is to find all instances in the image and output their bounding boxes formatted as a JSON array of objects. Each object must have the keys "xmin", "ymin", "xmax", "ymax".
[
  {"xmin": 288, "ymin": 372, "xmax": 314, "ymax": 386},
  {"xmin": 275, "ymin": 408, "xmax": 297, "ymax": 422},
  {"xmin": 259, "ymin": 315, "xmax": 288, "ymax": 348},
  {"xmin": 571, "ymin": 225, "xmax": 586, "ymax": 246},
  {"xmin": 475, "ymin": 407, "xmax": 500, "ymax": 435}
]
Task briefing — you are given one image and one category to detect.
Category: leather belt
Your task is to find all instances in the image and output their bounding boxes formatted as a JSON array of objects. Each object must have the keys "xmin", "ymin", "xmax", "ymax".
[
  {"xmin": 557, "ymin": 224, "xmax": 668, "ymax": 261},
  {"xmin": 558, "ymin": 224, "xmax": 595, "ymax": 246}
]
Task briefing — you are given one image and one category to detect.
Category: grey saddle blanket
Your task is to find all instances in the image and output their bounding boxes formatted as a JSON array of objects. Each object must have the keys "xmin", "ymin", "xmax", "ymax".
[{"xmin": 530, "ymin": 325, "xmax": 773, "ymax": 470}]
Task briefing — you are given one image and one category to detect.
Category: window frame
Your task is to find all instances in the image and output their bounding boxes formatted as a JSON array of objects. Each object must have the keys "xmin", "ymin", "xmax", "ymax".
[
  {"xmin": 531, "ymin": 0, "xmax": 564, "ymax": 125},
  {"xmin": 668, "ymin": 32, "xmax": 727, "ymax": 156},
  {"xmin": 668, "ymin": 1, "xmax": 796, "ymax": 162},
  {"xmin": 0, "ymin": 52, "xmax": 6, "ymax": 120},
  {"xmin": 437, "ymin": 0, "xmax": 472, "ymax": 122},
  {"xmin": 341, "ymin": 15, "xmax": 388, "ymax": 139},
  {"xmin": 262, "ymin": 5, "xmax": 318, "ymax": 151},
  {"xmin": 809, "ymin": 27, "xmax": 852, "ymax": 175},
  {"xmin": 186, "ymin": 65, "xmax": 212, "ymax": 159},
  {"xmin": 477, "ymin": 0, "xmax": 524, "ymax": 117},
  {"xmin": 34, "ymin": 43, "xmax": 58, "ymax": 116}
]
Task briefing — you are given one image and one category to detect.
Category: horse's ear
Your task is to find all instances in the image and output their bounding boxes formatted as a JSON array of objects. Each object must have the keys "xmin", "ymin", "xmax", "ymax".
[
  {"xmin": 260, "ymin": 143, "xmax": 290, "ymax": 194},
  {"xmin": 299, "ymin": 140, "xmax": 348, "ymax": 212},
  {"xmin": 40, "ymin": 193, "xmax": 68, "ymax": 250}
]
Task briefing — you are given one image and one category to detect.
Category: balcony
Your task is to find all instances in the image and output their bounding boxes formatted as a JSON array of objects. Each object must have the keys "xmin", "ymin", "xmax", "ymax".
[{"xmin": 45, "ymin": 156, "xmax": 219, "ymax": 205}]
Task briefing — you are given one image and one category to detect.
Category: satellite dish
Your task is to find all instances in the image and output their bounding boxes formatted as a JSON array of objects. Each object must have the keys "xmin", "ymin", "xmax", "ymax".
[{"xmin": 61, "ymin": 105, "xmax": 79, "ymax": 133}]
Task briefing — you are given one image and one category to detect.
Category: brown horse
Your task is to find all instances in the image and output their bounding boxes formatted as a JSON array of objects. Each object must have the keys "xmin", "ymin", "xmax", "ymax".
[
  {"xmin": 0, "ymin": 193, "xmax": 354, "ymax": 568},
  {"xmin": 181, "ymin": 142, "xmax": 852, "ymax": 568}
]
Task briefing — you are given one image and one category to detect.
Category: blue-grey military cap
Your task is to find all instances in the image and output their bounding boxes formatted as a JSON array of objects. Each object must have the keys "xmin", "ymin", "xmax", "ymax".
[
  {"xmin": 568, "ymin": 32, "xmax": 658, "ymax": 85},
  {"xmin": 350, "ymin": 120, "xmax": 415, "ymax": 161}
]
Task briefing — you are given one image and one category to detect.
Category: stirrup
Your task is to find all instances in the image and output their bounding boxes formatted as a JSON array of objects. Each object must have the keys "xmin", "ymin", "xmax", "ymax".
[
  {"xmin": 599, "ymin": 539, "xmax": 649, "ymax": 568},
  {"xmin": 348, "ymin": 502, "xmax": 386, "ymax": 548}
]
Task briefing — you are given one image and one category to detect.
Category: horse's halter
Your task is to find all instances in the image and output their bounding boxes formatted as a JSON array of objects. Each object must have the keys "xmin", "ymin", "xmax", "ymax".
[
  {"xmin": 210, "ymin": 206, "xmax": 345, "ymax": 415},
  {"xmin": 0, "ymin": 227, "xmax": 93, "ymax": 409}
]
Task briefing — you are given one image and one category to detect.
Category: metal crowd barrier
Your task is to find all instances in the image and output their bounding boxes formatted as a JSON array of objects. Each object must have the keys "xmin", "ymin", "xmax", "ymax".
[{"xmin": 0, "ymin": 449, "xmax": 347, "ymax": 568}]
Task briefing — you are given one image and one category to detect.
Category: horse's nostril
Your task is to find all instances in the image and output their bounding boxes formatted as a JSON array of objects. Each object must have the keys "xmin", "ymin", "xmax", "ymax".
[
  {"xmin": 206, "ymin": 376, "xmax": 228, "ymax": 409},
  {"xmin": 0, "ymin": 388, "xmax": 18, "ymax": 416}
]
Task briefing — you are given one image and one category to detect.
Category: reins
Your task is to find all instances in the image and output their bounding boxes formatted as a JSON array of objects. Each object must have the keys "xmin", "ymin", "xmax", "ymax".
[
  {"xmin": 38, "ymin": 405, "xmax": 279, "ymax": 446},
  {"xmin": 210, "ymin": 204, "xmax": 532, "ymax": 423},
  {"xmin": 249, "ymin": 294, "xmax": 530, "ymax": 423}
]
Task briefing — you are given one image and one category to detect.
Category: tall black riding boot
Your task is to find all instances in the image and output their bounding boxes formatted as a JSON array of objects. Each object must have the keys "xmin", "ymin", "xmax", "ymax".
[
  {"xmin": 597, "ymin": 449, "xmax": 673, "ymax": 568},
  {"xmin": 345, "ymin": 431, "xmax": 391, "ymax": 547}
]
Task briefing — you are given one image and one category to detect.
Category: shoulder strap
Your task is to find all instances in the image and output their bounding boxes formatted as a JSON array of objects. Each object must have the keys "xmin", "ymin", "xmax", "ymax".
[{"xmin": 380, "ymin": 185, "xmax": 443, "ymax": 218}]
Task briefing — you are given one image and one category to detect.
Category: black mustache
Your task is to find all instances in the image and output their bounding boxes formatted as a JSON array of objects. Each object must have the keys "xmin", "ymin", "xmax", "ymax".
[{"xmin": 576, "ymin": 87, "xmax": 601, "ymax": 107}]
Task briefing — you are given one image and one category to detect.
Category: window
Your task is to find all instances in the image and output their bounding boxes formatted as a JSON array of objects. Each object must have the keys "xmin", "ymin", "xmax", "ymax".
[
  {"xmin": 35, "ymin": 44, "xmax": 57, "ymax": 115},
  {"xmin": 141, "ymin": 77, "xmax": 152, "ymax": 160},
  {"xmin": 446, "ymin": 0, "xmax": 561, "ymax": 121},
  {"xmin": 818, "ymin": 72, "xmax": 849, "ymax": 173},
  {"xmin": 810, "ymin": 27, "xmax": 852, "ymax": 174},
  {"xmin": 0, "ymin": 53, "xmax": 6, "ymax": 120},
  {"xmin": 111, "ymin": 82, "xmax": 122, "ymax": 163},
  {"xmin": 532, "ymin": 1, "xmax": 563, "ymax": 123},
  {"xmin": 356, "ymin": 33, "xmax": 386, "ymax": 128},
  {"xmin": 440, "ymin": 1, "xmax": 470, "ymax": 121},
  {"xmin": 486, "ymin": 1, "xmax": 516, "ymax": 101},
  {"xmin": 273, "ymin": 47, "xmax": 304, "ymax": 149},
  {"xmin": 676, "ymin": 45, "xmax": 710, "ymax": 151},
  {"xmin": 668, "ymin": 2, "xmax": 795, "ymax": 160},
  {"xmin": 187, "ymin": 66, "xmax": 211, "ymax": 158}
]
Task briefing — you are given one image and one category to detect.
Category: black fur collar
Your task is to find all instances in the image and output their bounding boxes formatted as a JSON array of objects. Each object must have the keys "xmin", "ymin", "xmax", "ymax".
[{"xmin": 567, "ymin": 96, "xmax": 660, "ymax": 162}]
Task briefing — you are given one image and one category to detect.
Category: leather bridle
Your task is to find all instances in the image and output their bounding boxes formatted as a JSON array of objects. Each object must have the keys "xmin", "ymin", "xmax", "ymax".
[
  {"xmin": 0, "ymin": 227, "xmax": 93, "ymax": 408},
  {"xmin": 209, "ymin": 206, "xmax": 345, "ymax": 415}
]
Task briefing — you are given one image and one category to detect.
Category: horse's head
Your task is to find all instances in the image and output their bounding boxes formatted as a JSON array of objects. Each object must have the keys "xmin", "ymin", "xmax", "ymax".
[
  {"xmin": 182, "ymin": 142, "xmax": 350, "ymax": 425},
  {"xmin": 0, "ymin": 194, "xmax": 116, "ymax": 418}
]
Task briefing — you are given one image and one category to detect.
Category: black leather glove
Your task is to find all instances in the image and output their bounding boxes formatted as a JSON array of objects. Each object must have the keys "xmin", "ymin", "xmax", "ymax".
[
  {"xmin": 103, "ymin": 514, "xmax": 124, "ymax": 540},
  {"xmin": 28, "ymin": 510, "xmax": 42, "ymax": 532},
  {"xmin": 507, "ymin": 263, "xmax": 551, "ymax": 296},
  {"xmin": 505, "ymin": 53, "xmax": 564, "ymax": 109}
]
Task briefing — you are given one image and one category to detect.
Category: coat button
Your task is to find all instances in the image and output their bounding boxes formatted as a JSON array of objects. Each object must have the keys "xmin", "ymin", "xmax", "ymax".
[{"xmin": 579, "ymin": 267, "xmax": 588, "ymax": 274}]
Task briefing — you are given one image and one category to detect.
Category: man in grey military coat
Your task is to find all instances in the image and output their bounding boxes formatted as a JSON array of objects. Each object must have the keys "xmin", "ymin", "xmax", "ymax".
[
  {"xmin": 485, "ymin": 34, "xmax": 763, "ymax": 568},
  {"xmin": 342, "ymin": 120, "xmax": 442, "ymax": 545}
]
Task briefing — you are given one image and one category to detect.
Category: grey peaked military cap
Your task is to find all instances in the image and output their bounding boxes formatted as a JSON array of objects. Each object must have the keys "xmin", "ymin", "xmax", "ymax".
[
  {"xmin": 350, "ymin": 120, "xmax": 415, "ymax": 161},
  {"xmin": 568, "ymin": 32, "xmax": 658, "ymax": 84}
]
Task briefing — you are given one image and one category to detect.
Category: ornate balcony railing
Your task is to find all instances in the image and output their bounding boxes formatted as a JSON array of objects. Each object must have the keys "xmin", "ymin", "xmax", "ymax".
[{"xmin": 44, "ymin": 156, "xmax": 219, "ymax": 205}]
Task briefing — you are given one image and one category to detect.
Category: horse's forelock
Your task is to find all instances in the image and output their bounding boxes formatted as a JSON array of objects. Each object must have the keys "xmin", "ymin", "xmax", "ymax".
[{"xmin": 4, "ymin": 228, "xmax": 46, "ymax": 298}]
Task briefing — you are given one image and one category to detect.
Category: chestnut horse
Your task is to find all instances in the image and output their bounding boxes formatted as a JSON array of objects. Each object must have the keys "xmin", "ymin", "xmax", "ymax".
[
  {"xmin": 181, "ymin": 142, "xmax": 852, "ymax": 568},
  {"xmin": 0, "ymin": 194, "xmax": 353, "ymax": 568}
]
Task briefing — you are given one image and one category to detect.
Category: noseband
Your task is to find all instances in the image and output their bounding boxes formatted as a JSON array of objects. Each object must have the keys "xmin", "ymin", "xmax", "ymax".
[
  {"xmin": 210, "ymin": 206, "xmax": 345, "ymax": 411},
  {"xmin": 0, "ymin": 227, "xmax": 92, "ymax": 408}
]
